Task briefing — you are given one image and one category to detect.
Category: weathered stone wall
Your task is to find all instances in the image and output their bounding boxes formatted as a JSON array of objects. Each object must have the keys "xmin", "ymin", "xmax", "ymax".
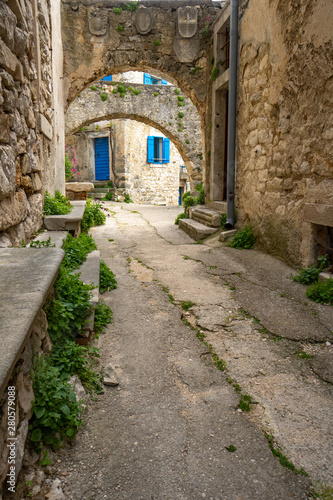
[
  {"xmin": 234, "ymin": 0, "xmax": 333, "ymax": 266},
  {"xmin": 61, "ymin": 0, "xmax": 220, "ymax": 112},
  {"xmin": 65, "ymin": 82, "xmax": 203, "ymax": 183},
  {"xmin": 0, "ymin": 309, "xmax": 51, "ymax": 492},
  {"xmin": 0, "ymin": 0, "xmax": 65, "ymax": 247}
]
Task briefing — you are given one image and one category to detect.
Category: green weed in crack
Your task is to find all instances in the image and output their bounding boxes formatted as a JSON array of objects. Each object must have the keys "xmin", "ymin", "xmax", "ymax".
[
  {"xmin": 181, "ymin": 301, "xmax": 195, "ymax": 311},
  {"xmin": 265, "ymin": 433, "xmax": 308, "ymax": 475}
]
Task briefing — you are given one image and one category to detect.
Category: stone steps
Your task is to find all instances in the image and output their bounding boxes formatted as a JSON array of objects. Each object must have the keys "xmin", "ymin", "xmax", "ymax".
[
  {"xmin": 206, "ymin": 201, "xmax": 227, "ymax": 212},
  {"xmin": 179, "ymin": 219, "xmax": 219, "ymax": 240},
  {"xmin": 190, "ymin": 206, "xmax": 222, "ymax": 228}
]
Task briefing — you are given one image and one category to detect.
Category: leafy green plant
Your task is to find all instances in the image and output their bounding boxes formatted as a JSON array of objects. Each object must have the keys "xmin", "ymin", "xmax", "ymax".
[
  {"xmin": 178, "ymin": 112, "xmax": 184, "ymax": 119},
  {"xmin": 154, "ymin": 40, "xmax": 160, "ymax": 46},
  {"xmin": 183, "ymin": 195, "xmax": 198, "ymax": 211},
  {"xmin": 113, "ymin": 7, "xmax": 122, "ymax": 14},
  {"xmin": 132, "ymin": 89, "xmax": 141, "ymax": 95},
  {"xmin": 117, "ymin": 84, "xmax": 127, "ymax": 94},
  {"xmin": 81, "ymin": 200, "xmax": 106, "ymax": 232},
  {"xmin": 49, "ymin": 340, "xmax": 103, "ymax": 395},
  {"xmin": 182, "ymin": 191, "xmax": 191, "ymax": 201},
  {"xmin": 229, "ymin": 226, "xmax": 255, "ymax": 249},
  {"xmin": 225, "ymin": 445, "xmax": 237, "ymax": 452},
  {"xmin": 30, "ymin": 238, "xmax": 55, "ymax": 248},
  {"xmin": 102, "ymin": 192, "xmax": 113, "ymax": 201},
  {"xmin": 117, "ymin": 23, "xmax": 125, "ymax": 31},
  {"xmin": 153, "ymin": 92, "xmax": 159, "ymax": 96},
  {"xmin": 90, "ymin": 85, "xmax": 97, "ymax": 90},
  {"xmin": 43, "ymin": 191, "xmax": 72, "ymax": 216},
  {"xmin": 174, "ymin": 89, "xmax": 180, "ymax": 95},
  {"xmin": 100, "ymin": 92, "xmax": 108, "ymax": 102},
  {"xmin": 124, "ymin": 194, "xmax": 133, "ymax": 203},
  {"xmin": 211, "ymin": 66, "xmax": 219, "ymax": 81},
  {"xmin": 181, "ymin": 301, "xmax": 195, "ymax": 311},
  {"xmin": 106, "ymin": 180, "xmax": 114, "ymax": 188},
  {"xmin": 94, "ymin": 301, "xmax": 113, "ymax": 334},
  {"xmin": 40, "ymin": 450, "xmax": 52, "ymax": 467},
  {"xmin": 100, "ymin": 260, "xmax": 117, "ymax": 293},
  {"xmin": 186, "ymin": 140, "xmax": 190, "ymax": 144},
  {"xmin": 45, "ymin": 267, "xmax": 93, "ymax": 342},
  {"xmin": 238, "ymin": 394, "xmax": 254, "ymax": 411},
  {"xmin": 30, "ymin": 356, "xmax": 83, "ymax": 450},
  {"xmin": 62, "ymin": 233, "xmax": 97, "ymax": 271},
  {"xmin": 124, "ymin": 1, "xmax": 138, "ymax": 11},
  {"xmin": 295, "ymin": 350, "xmax": 313, "ymax": 359},
  {"xmin": 306, "ymin": 278, "xmax": 333, "ymax": 305},
  {"xmin": 291, "ymin": 255, "xmax": 329, "ymax": 285},
  {"xmin": 177, "ymin": 96, "xmax": 184, "ymax": 102},
  {"xmin": 175, "ymin": 212, "xmax": 189, "ymax": 225}
]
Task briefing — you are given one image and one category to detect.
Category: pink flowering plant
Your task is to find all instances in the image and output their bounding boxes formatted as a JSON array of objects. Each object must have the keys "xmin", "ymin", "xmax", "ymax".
[
  {"xmin": 65, "ymin": 146, "xmax": 80, "ymax": 181},
  {"xmin": 201, "ymin": 16, "xmax": 211, "ymax": 37}
]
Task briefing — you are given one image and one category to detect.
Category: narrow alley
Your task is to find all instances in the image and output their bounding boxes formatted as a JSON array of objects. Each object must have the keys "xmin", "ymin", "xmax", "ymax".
[{"xmin": 50, "ymin": 203, "xmax": 332, "ymax": 500}]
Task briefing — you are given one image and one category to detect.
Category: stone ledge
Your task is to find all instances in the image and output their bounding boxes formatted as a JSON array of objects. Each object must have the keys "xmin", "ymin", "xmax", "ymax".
[
  {"xmin": 0, "ymin": 248, "xmax": 65, "ymax": 398},
  {"xmin": 303, "ymin": 203, "xmax": 333, "ymax": 227},
  {"xmin": 43, "ymin": 201, "xmax": 86, "ymax": 235},
  {"xmin": 190, "ymin": 206, "xmax": 222, "ymax": 227},
  {"xmin": 31, "ymin": 231, "xmax": 68, "ymax": 248},
  {"xmin": 65, "ymin": 182, "xmax": 94, "ymax": 193}
]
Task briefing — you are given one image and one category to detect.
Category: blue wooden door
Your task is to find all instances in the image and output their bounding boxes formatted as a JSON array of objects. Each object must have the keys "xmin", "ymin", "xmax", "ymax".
[{"xmin": 94, "ymin": 137, "xmax": 110, "ymax": 180}]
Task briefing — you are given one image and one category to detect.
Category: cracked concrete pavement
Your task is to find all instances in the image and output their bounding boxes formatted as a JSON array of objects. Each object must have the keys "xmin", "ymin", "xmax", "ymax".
[{"xmin": 52, "ymin": 203, "xmax": 332, "ymax": 499}]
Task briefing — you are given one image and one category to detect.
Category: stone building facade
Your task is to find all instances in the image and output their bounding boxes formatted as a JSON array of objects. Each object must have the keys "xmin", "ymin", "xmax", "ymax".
[
  {"xmin": 66, "ymin": 118, "xmax": 188, "ymax": 206},
  {"xmin": 208, "ymin": 0, "xmax": 333, "ymax": 266},
  {"xmin": 0, "ymin": 0, "xmax": 65, "ymax": 247}
]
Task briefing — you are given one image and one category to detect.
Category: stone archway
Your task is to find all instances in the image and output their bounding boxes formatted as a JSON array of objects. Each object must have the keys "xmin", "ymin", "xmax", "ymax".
[
  {"xmin": 61, "ymin": 1, "xmax": 221, "ymax": 111},
  {"xmin": 65, "ymin": 81, "xmax": 203, "ymax": 184}
]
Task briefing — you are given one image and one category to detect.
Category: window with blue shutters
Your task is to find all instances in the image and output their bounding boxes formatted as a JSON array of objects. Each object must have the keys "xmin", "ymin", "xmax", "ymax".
[
  {"xmin": 147, "ymin": 136, "xmax": 170, "ymax": 164},
  {"xmin": 144, "ymin": 73, "xmax": 168, "ymax": 86},
  {"xmin": 144, "ymin": 73, "xmax": 152, "ymax": 85}
]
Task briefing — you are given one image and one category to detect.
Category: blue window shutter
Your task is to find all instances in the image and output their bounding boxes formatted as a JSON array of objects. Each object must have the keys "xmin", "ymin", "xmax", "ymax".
[
  {"xmin": 161, "ymin": 79, "xmax": 167, "ymax": 85},
  {"xmin": 144, "ymin": 73, "xmax": 152, "ymax": 85},
  {"xmin": 163, "ymin": 138, "xmax": 170, "ymax": 163},
  {"xmin": 102, "ymin": 75, "xmax": 112, "ymax": 81},
  {"xmin": 147, "ymin": 136, "xmax": 154, "ymax": 162}
]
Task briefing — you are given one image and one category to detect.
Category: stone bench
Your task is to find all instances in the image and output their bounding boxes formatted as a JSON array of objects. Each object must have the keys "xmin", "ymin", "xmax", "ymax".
[
  {"xmin": 0, "ymin": 248, "xmax": 64, "ymax": 398},
  {"xmin": 29, "ymin": 231, "xmax": 68, "ymax": 248},
  {"xmin": 43, "ymin": 200, "xmax": 86, "ymax": 237},
  {"xmin": 65, "ymin": 182, "xmax": 94, "ymax": 201},
  {"xmin": 0, "ymin": 248, "xmax": 64, "ymax": 487}
]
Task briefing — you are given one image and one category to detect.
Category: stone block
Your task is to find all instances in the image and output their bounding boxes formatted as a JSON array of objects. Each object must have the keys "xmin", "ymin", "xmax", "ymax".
[
  {"xmin": 17, "ymin": 371, "xmax": 34, "ymax": 417},
  {"xmin": 0, "ymin": 113, "xmax": 11, "ymax": 143},
  {"xmin": 219, "ymin": 229, "xmax": 237, "ymax": 242},
  {"xmin": 0, "ymin": 190, "xmax": 28, "ymax": 231},
  {"xmin": 0, "ymin": 3, "xmax": 16, "ymax": 50},
  {"xmin": 0, "ymin": 39, "xmax": 24, "ymax": 83},
  {"xmin": 65, "ymin": 182, "xmax": 94, "ymax": 193},
  {"xmin": 303, "ymin": 203, "xmax": 333, "ymax": 227},
  {"xmin": 179, "ymin": 219, "xmax": 218, "ymax": 240},
  {"xmin": 38, "ymin": 113, "xmax": 53, "ymax": 140},
  {"xmin": 31, "ymin": 172, "xmax": 42, "ymax": 192}
]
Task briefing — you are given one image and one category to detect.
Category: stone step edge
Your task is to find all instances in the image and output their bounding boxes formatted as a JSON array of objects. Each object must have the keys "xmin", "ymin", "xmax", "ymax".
[
  {"xmin": 179, "ymin": 218, "xmax": 219, "ymax": 241},
  {"xmin": 30, "ymin": 231, "xmax": 68, "ymax": 248},
  {"xmin": 191, "ymin": 213, "xmax": 221, "ymax": 228}
]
